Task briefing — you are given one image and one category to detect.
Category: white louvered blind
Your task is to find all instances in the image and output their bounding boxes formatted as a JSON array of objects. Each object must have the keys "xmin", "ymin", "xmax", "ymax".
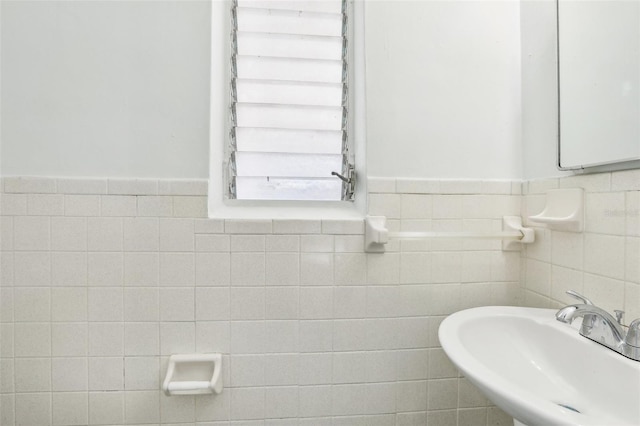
[{"xmin": 229, "ymin": 0, "xmax": 354, "ymax": 201}]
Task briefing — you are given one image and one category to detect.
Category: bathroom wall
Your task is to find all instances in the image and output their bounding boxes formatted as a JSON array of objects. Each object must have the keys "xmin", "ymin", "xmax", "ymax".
[
  {"xmin": 1, "ymin": 0, "xmax": 523, "ymax": 181},
  {"xmin": 520, "ymin": 171, "xmax": 640, "ymax": 320},
  {"xmin": 0, "ymin": 176, "xmax": 518, "ymax": 425},
  {"xmin": 365, "ymin": 0, "xmax": 523, "ymax": 179},
  {"xmin": 0, "ymin": 1, "xmax": 212, "ymax": 179}
]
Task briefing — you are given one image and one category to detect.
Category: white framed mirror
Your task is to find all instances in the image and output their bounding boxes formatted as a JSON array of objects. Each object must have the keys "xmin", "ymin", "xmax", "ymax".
[{"xmin": 558, "ymin": 0, "xmax": 640, "ymax": 170}]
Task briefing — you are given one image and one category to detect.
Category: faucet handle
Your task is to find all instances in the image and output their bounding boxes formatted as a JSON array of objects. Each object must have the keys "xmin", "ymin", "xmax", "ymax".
[
  {"xmin": 625, "ymin": 318, "xmax": 640, "ymax": 347},
  {"xmin": 614, "ymin": 310, "xmax": 625, "ymax": 325},
  {"xmin": 566, "ymin": 290, "xmax": 594, "ymax": 306}
]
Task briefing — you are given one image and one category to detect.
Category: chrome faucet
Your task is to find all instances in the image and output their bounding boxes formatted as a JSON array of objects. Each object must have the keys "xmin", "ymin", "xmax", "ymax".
[{"xmin": 556, "ymin": 291, "xmax": 640, "ymax": 362}]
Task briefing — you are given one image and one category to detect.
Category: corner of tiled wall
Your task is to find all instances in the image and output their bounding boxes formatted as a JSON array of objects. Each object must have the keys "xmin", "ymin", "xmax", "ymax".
[{"xmin": 521, "ymin": 170, "xmax": 640, "ymax": 320}]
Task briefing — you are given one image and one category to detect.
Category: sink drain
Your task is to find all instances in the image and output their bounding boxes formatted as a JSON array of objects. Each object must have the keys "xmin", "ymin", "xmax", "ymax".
[{"xmin": 557, "ymin": 403, "xmax": 581, "ymax": 414}]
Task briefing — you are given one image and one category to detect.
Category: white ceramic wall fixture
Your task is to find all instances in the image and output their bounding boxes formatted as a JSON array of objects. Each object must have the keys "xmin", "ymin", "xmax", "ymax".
[
  {"xmin": 439, "ymin": 306, "xmax": 640, "ymax": 426},
  {"xmin": 529, "ymin": 188, "xmax": 584, "ymax": 232},
  {"xmin": 162, "ymin": 353, "xmax": 223, "ymax": 396}
]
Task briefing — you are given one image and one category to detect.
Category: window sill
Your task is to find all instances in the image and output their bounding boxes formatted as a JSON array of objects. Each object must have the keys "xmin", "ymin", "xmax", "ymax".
[{"xmin": 207, "ymin": 198, "xmax": 365, "ymax": 220}]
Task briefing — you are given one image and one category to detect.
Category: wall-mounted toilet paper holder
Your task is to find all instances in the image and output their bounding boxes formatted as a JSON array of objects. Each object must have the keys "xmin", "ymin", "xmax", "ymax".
[{"xmin": 162, "ymin": 353, "xmax": 223, "ymax": 396}]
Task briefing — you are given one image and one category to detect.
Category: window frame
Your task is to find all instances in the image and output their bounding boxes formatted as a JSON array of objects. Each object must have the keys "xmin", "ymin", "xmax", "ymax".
[{"xmin": 208, "ymin": 0, "xmax": 366, "ymax": 219}]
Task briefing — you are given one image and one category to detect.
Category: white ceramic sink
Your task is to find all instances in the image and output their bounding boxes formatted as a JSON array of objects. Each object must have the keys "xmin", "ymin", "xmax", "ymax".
[{"xmin": 439, "ymin": 306, "xmax": 640, "ymax": 426}]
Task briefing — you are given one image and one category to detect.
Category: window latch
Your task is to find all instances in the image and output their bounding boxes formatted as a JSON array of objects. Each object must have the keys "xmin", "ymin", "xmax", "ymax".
[
  {"xmin": 331, "ymin": 171, "xmax": 350, "ymax": 183},
  {"xmin": 331, "ymin": 164, "xmax": 356, "ymax": 201}
]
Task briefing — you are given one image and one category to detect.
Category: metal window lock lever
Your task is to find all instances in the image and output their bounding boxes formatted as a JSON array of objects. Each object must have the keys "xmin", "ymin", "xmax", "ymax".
[{"xmin": 331, "ymin": 171, "xmax": 351, "ymax": 183}]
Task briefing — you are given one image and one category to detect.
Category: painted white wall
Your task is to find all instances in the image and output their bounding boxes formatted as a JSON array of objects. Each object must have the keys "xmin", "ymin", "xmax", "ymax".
[
  {"xmin": 0, "ymin": 0, "xmax": 211, "ymax": 178},
  {"xmin": 520, "ymin": 0, "xmax": 569, "ymax": 180},
  {"xmin": 1, "ymin": 0, "xmax": 526, "ymax": 181},
  {"xmin": 365, "ymin": 0, "xmax": 523, "ymax": 179}
]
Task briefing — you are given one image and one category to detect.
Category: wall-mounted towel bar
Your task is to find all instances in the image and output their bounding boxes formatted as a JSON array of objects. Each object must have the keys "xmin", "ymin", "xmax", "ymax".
[{"xmin": 365, "ymin": 215, "xmax": 535, "ymax": 253}]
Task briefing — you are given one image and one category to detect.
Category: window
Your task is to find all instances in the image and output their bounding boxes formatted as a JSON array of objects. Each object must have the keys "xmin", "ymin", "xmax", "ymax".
[{"xmin": 227, "ymin": 0, "xmax": 355, "ymax": 201}]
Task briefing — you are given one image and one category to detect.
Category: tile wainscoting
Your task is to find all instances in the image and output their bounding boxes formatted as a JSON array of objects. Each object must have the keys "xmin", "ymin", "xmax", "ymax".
[{"xmin": 0, "ymin": 175, "xmax": 548, "ymax": 426}]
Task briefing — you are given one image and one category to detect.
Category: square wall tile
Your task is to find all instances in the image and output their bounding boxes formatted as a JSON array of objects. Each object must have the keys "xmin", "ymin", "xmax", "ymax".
[
  {"xmin": 15, "ymin": 393, "xmax": 51, "ymax": 426},
  {"xmin": 230, "ymin": 354, "xmax": 265, "ymax": 387},
  {"xmin": 231, "ymin": 321, "xmax": 265, "ymax": 354},
  {"xmin": 14, "ymin": 216, "xmax": 50, "ymax": 251},
  {"xmin": 299, "ymin": 385, "xmax": 332, "ymax": 418},
  {"xmin": 125, "ymin": 323, "xmax": 160, "ymax": 356},
  {"xmin": 299, "ymin": 321, "xmax": 332, "ymax": 353},
  {"xmin": 160, "ymin": 392, "xmax": 196, "ymax": 423},
  {"xmin": 334, "ymin": 287, "xmax": 366, "ymax": 319},
  {"xmin": 196, "ymin": 321, "xmax": 230, "ymax": 354},
  {"xmin": 160, "ymin": 253, "xmax": 195, "ymax": 286},
  {"xmin": 125, "ymin": 357, "xmax": 160, "ymax": 391},
  {"xmin": 15, "ymin": 358, "xmax": 51, "ymax": 392},
  {"xmin": 585, "ymin": 192, "xmax": 626, "ymax": 235},
  {"xmin": 52, "ymin": 252, "xmax": 87, "ymax": 287},
  {"xmin": 265, "ymin": 253, "xmax": 300, "ymax": 286},
  {"xmin": 160, "ymin": 322, "xmax": 195, "ymax": 355},
  {"xmin": 124, "ymin": 218, "xmax": 159, "ymax": 251},
  {"xmin": 52, "ymin": 357, "xmax": 88, "ymax": 391},
  {"xmin": 584, "ymin": 233, "xmax": 625, "ymax": 280},
  {"xmin": 51, "ymin": 287, "xmax": 87, "ymax": 321},
  {"xmin": 160, "ymin": 287, "xmax": 195, "ymax": 321},
  {"xmin": 195, "ymin": 287, "xmax": 230, "ymax": 321},
  {"xmin": 52, "ymin": 323, "xmax": 87, "ymax": 357},
  {"xmin": 88, "ymin": 252, "xmax": 124, "ymax": 287},
  {"xmin": 299, "ymin": 287, "xmax": 333, "ymax": 319},
  {"xmin": 427, "ymin": 378, "xmax": 458, "ymax": 410},
  {"xmin": 265, "ymin": 287, "xmax": 299, "ymax": 319},
  {"xmin": 231, "ymin": 287, "xmax": 265, "ymax": 320},
  {"xmin": 264, "ymin": 320, "xmax": 299, "ymax": 353},
  {"xmin": 124, "ymin": 287, "xmax": 159, "ymax": 321},
  {"xmin": 89, "ymin": 357, "xmax": 124, "ymax": 391},
  {"xmin": 125, "ymin": 390, "xmax": 160, "ymax": 424},
  {"xmin": 52, "ymin": 392, "xmax": 88, "ymax": 426},
  {"xmin": 335, "ymin": 254, "xmax": 367, "ymax": 286},
  {"xmin": 231, "ymin": 253, "xmax": 265, "ymax": 286},
  {"xmin": 51, "ymin": 217, "xmax": 87, "ymax": 251},
  {"xmin": 124, "ymin": 252, "xmax": 159, "ymax": 286},
  {"xmin": 196, "ymin": 252, "xmax": 231, "ymax": 286},
  {"xmin": 14, "ymin": 252, "xmax": 51, "ymax": 287},
  {"xmin": 230, "ymin": 387, "xmax": 265, "ymax": 420},
  {"xmin": 89, "ymin": 391, "xmax": 124, "ymax": 425},
  {"xmin": 88, "ymin": 287, "xmax": 123, "ymax": 321},
  {"xmin": 14, "ymin": 287, "xmax": 50, "ymax": 322},
  {"xmin": 300, "ymin": 253, "xmax": 334, "ymax": 286},
  {"xmin": 87, "ymin": 217, "xmax": 123, "ymax": 251},
  {"xmin": 160, "ymin": 218, "xmax": 195, "ymax": 252},
  {"xmin": 89, "ymin": 323, "xmax": 124, "ymax": 356},
  {"xmin": 299, "ymin": 353, "xmax": 332, "ymax": 385},
  {"xmin": 14, "ymin": 323, "xmax": 51, "ymax": 357},
  {"xmin": 265, "ymin": 386, "xmax": 298, "ymax": 419},
  {"xmin": 265, "ymin": 353, "xmax": 299, "ymax": 385}
]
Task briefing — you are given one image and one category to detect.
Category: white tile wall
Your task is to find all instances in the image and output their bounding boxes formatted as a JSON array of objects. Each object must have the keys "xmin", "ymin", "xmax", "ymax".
[
  {"xmin": 522, "ymin": 172, "xmax": 640, "ymax": 325},
  {"xmin": 0, "ymin": 177, "xmax": 522, "ymax": 426}
]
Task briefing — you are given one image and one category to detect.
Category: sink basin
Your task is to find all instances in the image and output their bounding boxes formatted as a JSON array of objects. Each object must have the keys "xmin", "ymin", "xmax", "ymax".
[{"xmin": 439, "ymin": 306, "xmax": 640, "ymax": 426}]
